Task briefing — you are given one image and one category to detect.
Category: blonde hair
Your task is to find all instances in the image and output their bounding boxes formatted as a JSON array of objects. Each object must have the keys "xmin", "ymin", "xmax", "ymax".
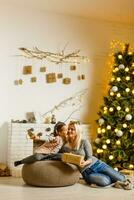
[{"xmin": 68, "ymin": 122, "xmax": 83, "ymax": 150}]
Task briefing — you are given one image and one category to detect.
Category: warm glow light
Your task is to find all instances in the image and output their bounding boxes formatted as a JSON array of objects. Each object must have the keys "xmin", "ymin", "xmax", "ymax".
[
  {"xmin": 97, "ymin": 128, "xmax": 101, "ymax": 134},
  {"xmin": 117, "ymin": 77, "xmax": 121, "ymax": 82},
  {"xmin": 110, "ymin": 92, "xmax": 114, "ymax": 96},
  {"xmin": 125, "ymin": 107, "xmax": 130, "ymax": 112},
  {"xmin": 126, "ymin": 88, "xmax": 130, "ymax": 92},
  {"xmin": 103, "ymin": 107, "xmax": 108, "ymax": 111},
  {"xmin": 123, "ymin": 123, "xmax": 127, "ymax": 128},
  {"xmin": 114, "ymin": 128, "xmax": 118, "ymax": 133},
  {"xmin": 101, "ymin": 128, "xmax": 106, "ymax": 133},
  {"xmin": 126, "ymin": 76, "xmax": 130, "ymax": 81},
  {"xmin": 111, "ymin": 77, "xmax": 115, "ymax": 82},
  {"xmin": 117, "ymin": 106, "xmax": 121, "ymax": 111},
  {"xmin": 106, "ymin": 139, "xmax": 111, "ymax": 144},
  {"xmin": 107, "ymin": 125, "xmax": 111, "ymax": 130},
  {"xmin": 102, "ymin": 144, "xmax": 107, "ymax": 149},
  {"xmin": 109, "ymin": 107, "xmax": 114, "ymax": 112},
  {"xmin": 118, "ymin": 55, "xmax": 123, "ymax": 59},
  {"xmin": 125, "ymin": 67, "xmax": 129, "ymax": 72},
  {"xmin": 129, "ymin": 164, "xmax": 134, "ymax": 169},
  {"xmin": 116, "ymin": 140, "xmax": 121, "ymax": 145},
  {"xmin": 117, "ymin": 93, "xmax": 121, "ymax": 97},
  {"xmin": 132, "ymin": 90, "xmax": 134, "ymax": 94},
  {"xmin": 109, "ymin": 155, "xmax": 114, "ymax": 160},
  {"xmin": 130, "ymin": 129, "xmax": 134, "ymax": 133}
]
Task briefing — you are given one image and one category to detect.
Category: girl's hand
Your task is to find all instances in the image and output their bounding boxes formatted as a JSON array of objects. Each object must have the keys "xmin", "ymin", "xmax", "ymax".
[{"xmin": 80, "ymin": 159, "xmax": 92, "ymax": 168}]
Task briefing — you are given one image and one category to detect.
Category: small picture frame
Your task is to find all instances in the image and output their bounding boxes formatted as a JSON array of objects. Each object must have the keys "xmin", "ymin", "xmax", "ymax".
[
  {"xmin": 70, "ymin": 65, "xmax": 77, "ymax": 71},
  {"xmin": 40, "ymin": 67, "xmax": 46, "ymax": 72},
  {"xmin": 62, "ymin": 78, "xmax": 71, "ymax": 84},
  {"xmin": 81, "ymin": 74, "xmax": 85, "ymax": 80},
  {"xmin": 46, "ymin": 73, "xmax": 56, "ymax": 83},
  {"xmin": 31, "ymin": 77, "xmax": 37, "ymax": 82},
  {"xmin": 23, "ymin": 65, "xmax": 32, "ymax": 75},
  {"xmin": 26, "ymin": 112, "xmax": 36, "ymax": 123},
  {"xmin": 57, "ymin": 73, "xmax": 63, "ymax": 79}
]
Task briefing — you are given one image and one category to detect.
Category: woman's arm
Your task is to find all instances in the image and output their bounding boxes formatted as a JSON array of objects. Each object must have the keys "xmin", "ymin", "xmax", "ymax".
[{"xmin": 80, "ymin": 139, "xmax": 93, "ymax": 167}]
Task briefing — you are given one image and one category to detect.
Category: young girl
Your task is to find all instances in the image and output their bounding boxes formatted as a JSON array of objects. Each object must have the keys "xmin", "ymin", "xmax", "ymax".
[
  {"xmin": 62, "ymin": 121, "xmax": 133, "ymax": 190},
  {"xmin": 14, "ymin": 121, "xmax": 68, "ymax": 166}
]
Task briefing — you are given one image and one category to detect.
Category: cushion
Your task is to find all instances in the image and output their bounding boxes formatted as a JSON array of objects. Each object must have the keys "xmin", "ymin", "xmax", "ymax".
[{"xmin": 22, "ymin": 160, "xmax": 80, "ymax": 187}]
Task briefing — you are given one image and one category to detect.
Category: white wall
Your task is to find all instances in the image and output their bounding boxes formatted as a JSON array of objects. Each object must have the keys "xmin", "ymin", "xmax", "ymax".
[{"xmin": 0, "ymin": 4, "xmax": 133, "ymax": 163}]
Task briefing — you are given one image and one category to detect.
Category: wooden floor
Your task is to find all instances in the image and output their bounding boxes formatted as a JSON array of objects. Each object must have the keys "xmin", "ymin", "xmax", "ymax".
[{"xmin": 0, "ymin": 177, "xmax": 134, "ymax": 200}]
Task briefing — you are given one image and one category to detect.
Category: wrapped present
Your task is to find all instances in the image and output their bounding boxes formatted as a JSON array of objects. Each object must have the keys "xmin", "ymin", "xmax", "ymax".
[
  {"xmin": 120, "ymin": 169, "xmax": 134, "ymax": 176},
  {"xmin": 0, "ymin": 163, "xmax": 10, "ymax": 176},
  {"xmin": 62, "ymin": 153, "xmax": 84, "ymax": 166}
]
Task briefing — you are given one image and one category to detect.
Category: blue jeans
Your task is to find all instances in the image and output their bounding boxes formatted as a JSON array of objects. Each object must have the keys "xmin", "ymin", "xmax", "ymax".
[{"xmin": 82, "ymin": 160, "xmax": 126, "ymax": 187}]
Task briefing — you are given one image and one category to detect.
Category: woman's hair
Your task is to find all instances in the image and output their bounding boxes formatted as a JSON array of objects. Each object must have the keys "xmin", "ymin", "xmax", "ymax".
[
  {"xmin": 68, "ymin": 121, "xmax": 83, "ymax": 150},
  {"xmin": 53, "ymin": 121, "xmax": 66, "ymax": 136}
]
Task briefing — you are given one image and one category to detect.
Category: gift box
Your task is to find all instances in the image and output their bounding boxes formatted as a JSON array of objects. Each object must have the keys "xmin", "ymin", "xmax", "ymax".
[{"xmin": 62, "ymin": 153, "xmax": 84, "ymax": 166}]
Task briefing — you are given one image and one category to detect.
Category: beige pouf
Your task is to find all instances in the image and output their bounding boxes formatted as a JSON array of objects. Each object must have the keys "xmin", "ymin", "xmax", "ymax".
[{"xmin": 22, "ymin": 160, "xmax": 80, "ymax": 187}]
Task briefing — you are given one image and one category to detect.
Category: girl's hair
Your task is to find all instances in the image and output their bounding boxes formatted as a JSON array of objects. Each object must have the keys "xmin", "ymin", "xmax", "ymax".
[
  {"xmin": 68, "ymin": 121, "xmax": 82, "ymax": 150},
  {"xmin": 53, "ymin": 121, "xmax": 66, "ymax": 136}
]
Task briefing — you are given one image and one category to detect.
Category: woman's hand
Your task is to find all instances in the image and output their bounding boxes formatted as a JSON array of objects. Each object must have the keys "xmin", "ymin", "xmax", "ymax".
[{"xmin": 79, "ymin": 159, "xmax": 92, "ymax": 168}]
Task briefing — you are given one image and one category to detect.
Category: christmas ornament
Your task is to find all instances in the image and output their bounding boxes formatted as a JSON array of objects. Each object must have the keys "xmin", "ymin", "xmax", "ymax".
[
  {"xmin": 98, "ymin": 118, "xmax": 104, "ymax": 125},
  {"xmin": 118, "ymin": 64, "xmax": 125, "ymax": 69},
  {"xmin": 116, "ymin": 130, "xmax": 123, "ymax": 137},
  {"xmin": 111, "ymin": 86, "xmax": 118, "ymax": 92},
  {"xmin": 125, "ymin": 114, "xmax": 132, "ymax": 121}
]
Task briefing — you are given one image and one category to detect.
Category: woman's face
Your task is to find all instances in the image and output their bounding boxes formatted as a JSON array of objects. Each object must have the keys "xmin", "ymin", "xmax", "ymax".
[
  {"xmin": 58, "ymin": 125, "xmax": 68, "ymax": 139},
  {"xmin": 67, "ymin": 124, "xmax": 77, "ymax": 141}
]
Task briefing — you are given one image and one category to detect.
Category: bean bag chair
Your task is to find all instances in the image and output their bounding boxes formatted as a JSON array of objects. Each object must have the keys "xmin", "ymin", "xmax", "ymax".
[{"xmin": 22, "ymin": 160, "xmax": 80, "ymax": 187}]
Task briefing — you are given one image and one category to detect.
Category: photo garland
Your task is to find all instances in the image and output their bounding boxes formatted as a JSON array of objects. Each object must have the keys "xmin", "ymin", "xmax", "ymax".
[{"xmin": 14, "ymin": 47, "xmax": 89, "ymax": 86}]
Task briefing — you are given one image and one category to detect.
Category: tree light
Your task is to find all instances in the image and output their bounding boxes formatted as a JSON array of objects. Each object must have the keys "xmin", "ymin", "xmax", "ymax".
[
  {"xmin": 117, "ymin": 93, "xmax": 121, "ymax": 97},
  {"xmin": 126, "ymin": 88, "xmax": 130, "ymax": 92},
  {"xmin": 125, "ymin": 67, "xmax": 129, "ymax": 72},
  {"xmin": 101, "ymin": 128, "xmax": 106, "ymax": 133},
  {"xmin": 106, "ymin": 139, "xmax": 111, "ymax": 144},
  {"xmin": 102, "ymin": 144, "xmax": 107, "ymax": 149},
  {"xmin": 116, "ymin": 140, "xmax": 121, "ymax": 145},
  {"xmin": 107, "ymin": 125, "xmax": 111, "ymax": 130},
  {"xmin": 110, "ymin": 92, "xmax": 114, "ymax": 96},
  {"xmin": 109, "ymin": 155, "xmax": 114, "ymax": 160},
  {"xmin": 126, "ymin": 76, "xmax": 130, "ymax": 81},
  {"xmin": 117, "ymin": 77, "xmax": 121, "ymax": 82},
  {"xmin": 123, "ymin": 123, "xmax": 127, "ymax": 128},
  {"xmin": 117, "ymin": 106, "xmax": 121, "ymax": 110},
  {"xmin": 109, "ymin": 107, "xmax": 114, "ymax": 112},
  {"xmin": 125, "ymin": 107, "xmax": 129, "ymax": 112}
]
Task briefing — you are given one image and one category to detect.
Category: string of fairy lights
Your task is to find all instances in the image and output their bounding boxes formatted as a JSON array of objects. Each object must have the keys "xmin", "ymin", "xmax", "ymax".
[{"xmin": 95, "ymin": 40, "xmax": 134, "ymax": 171}]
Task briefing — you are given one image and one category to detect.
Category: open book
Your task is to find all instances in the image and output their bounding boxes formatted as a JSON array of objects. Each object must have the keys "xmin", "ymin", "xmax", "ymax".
[{"xmin": 61, "ymin": 153, "xmax": 84, "ymax": 166}]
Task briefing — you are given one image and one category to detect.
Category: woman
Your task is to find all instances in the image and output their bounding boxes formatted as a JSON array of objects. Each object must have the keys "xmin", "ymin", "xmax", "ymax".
[
  {"xmin": 14, "ymin": 121, "xmax": 68, "ymax": 166},
  {"xmin": 62, "ymin": 121, "xmax": 133, "ymax": 190}
]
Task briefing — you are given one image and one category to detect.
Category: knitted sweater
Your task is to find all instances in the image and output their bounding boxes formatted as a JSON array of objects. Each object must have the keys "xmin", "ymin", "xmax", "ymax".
[{"xmin": 35, "ymin": 136, "xmax": 63, "ymax": 154}]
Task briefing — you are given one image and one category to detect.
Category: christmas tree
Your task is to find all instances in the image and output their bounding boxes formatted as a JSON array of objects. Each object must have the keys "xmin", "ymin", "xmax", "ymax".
[{"xmin": 93, "ymin": 43, "xmax": 134, "ymax": 171}]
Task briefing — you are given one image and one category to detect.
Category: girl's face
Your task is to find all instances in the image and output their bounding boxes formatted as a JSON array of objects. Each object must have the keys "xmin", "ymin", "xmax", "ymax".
[
  {"xmin": 58, "ymin": 125, "xmax": 68, "ymax": 139},
  {"xmin": 67, "ymin": 124, "xmax": 77, "ymax": 141}
]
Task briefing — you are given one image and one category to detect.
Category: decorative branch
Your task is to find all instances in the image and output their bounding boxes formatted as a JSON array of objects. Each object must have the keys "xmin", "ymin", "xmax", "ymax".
[
  {"xmin": 42, "ymin": 88, "xmax": 88, "ymax": 118},
  {"xmin": 18, "ymin": 47, "xmax": 90, "ymax": 64}
]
